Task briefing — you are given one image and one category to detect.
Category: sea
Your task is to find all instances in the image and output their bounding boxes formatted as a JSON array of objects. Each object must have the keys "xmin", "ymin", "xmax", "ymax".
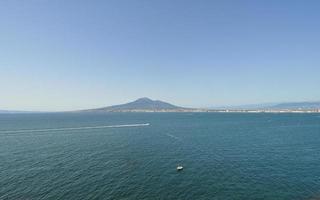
[{"xmin": 1, "ymin": 112, "xmax": 320, "ymax": 200}]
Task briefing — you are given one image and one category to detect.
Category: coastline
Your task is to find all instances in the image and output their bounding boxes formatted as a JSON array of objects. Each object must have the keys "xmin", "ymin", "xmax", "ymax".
[{"xmin": 82, "ymin": 109, "xmax": 320, "ymax": 113}]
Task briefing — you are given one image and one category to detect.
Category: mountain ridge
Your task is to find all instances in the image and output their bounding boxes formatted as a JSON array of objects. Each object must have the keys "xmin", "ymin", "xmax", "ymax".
[
  {"xmin": 268, "ymin": 101, "xmax": 320, "ymax": 110},
  {"xmin": 83, "ymin": 97, "xmax": 186, "ymax": 112},
  {"xmin": 216, "ymin": 102, "xmax": 320, "ymax": 110},
  {"xmin": 2, "ymin": 99, "xmax": 320, "ymax": 113}
]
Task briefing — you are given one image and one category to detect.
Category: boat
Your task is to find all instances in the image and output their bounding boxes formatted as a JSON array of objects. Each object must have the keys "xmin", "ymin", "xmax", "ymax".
[{"xmin": 176, "ymin": 165, "xmax": 183, "ymax": 171}]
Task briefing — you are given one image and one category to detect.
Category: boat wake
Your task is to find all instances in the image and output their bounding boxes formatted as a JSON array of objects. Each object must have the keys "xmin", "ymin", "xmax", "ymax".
[
  {"xmin": 0, "ymin": 123, "xmax": 150, "ymax": 134},
  {"xmin": 165, "ymin": 133, "xmax": 181, "ymax": 141}
]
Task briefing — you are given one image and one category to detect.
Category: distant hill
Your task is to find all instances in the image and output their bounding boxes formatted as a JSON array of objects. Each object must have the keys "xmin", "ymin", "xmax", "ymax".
[
  {"xmin": 214, "ymin": 103, "xmax": 277, "ymax": 110},
  {"xmin": 268, "ymin": 101, "xmax": 320, "ymax": 110},
  {"xmin": 84, "ymin": 97, "xmax": 186, "ymax": 112},
  {"xmin": 212, "ymin": 101, "xmax": 320, "ymax": 111},
  {"xmin": 0, "ymin": 110, "xmax": 34, "ymax": 114},
  {"xmin": 222, "ymin": 101, "xmax": 320, "ymax": 110},
  {"xmin": 0, "ymin": 110, "xmax": 11, "ymax": 113}
]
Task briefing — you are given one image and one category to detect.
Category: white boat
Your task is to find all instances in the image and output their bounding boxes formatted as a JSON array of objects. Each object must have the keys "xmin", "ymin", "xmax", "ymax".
[{"xmin": 177, "ymin": 165, "xmax": 183, "ymax": 171}]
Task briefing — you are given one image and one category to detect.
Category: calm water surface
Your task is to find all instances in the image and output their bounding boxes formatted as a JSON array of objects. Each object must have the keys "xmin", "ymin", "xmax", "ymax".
[{"xmin": 1, "ymin": 113, "xmax": 320, "ymax": 200}]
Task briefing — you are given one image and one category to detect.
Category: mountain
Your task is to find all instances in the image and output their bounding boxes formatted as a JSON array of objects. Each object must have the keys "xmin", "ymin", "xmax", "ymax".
[
  {"xmin": 84, "ymin": 97, "xmax": 186, "ymax": 112},
  {"xmin": 268, "ymin": 101, "xmax": 320, "ymax": 110}
]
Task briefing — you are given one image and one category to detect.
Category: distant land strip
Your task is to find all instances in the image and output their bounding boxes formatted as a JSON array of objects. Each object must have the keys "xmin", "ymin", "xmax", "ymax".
[
  {"xmin": 80, "ymin": 98, "xmax": 320, "ymax": 113},
  {"xmin": 1, "ymin": 98, "xmax": 320, "ymax": 113},
  {"xmin": 84, "ymin": 109, "xmax": 320, "ymax": 113}
]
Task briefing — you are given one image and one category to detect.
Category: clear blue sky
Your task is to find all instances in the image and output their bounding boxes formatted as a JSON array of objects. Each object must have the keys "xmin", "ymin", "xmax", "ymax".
[{"xmin": 0, "ymin": 0, "xmax": 320, "ymax": 111}]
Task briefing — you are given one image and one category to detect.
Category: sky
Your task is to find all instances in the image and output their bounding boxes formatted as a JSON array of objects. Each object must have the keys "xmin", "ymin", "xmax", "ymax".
[{"xmin": 0, "ymin": 0, "xmax": 320, "ymax": 111}]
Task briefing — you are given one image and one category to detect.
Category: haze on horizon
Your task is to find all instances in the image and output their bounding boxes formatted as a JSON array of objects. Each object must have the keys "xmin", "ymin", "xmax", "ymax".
[{"xmin": 1, "ymin": 0, "xmax": 320, "ymax": 111}]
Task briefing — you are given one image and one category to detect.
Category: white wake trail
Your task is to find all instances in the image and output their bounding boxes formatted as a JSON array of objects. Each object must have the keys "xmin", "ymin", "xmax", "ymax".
[
  {"xmin": 165, "ymin": 133, "xmax": 181, "ymax": 141},
  {"xmin": 0, "ymin": 123, "xmax": 150, "ymax": 134}
]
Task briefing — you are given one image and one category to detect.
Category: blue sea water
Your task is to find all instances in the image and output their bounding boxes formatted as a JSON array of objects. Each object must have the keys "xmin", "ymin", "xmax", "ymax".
[{"xmin": 1, "ymin": 112, "xmax": 320, "ymax": 200}]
